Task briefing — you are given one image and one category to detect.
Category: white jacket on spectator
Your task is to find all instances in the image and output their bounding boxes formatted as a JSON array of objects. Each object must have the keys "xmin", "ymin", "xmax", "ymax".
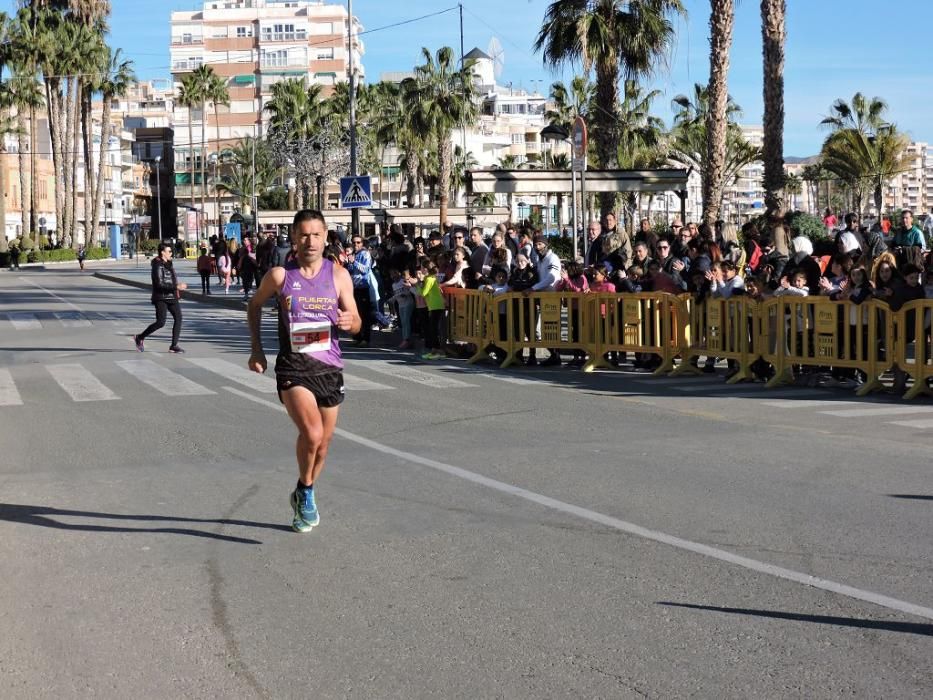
[
  {"xmin": 710, "ymin": 276, "xmax": 746, "ymax": 299},
  {"xmin": 531, "ymin": 248, "xmax": 562, "ymax": 291},
  {"xmin": 773, "ymin": 285, "xmax": 809, "ymax": 297}
]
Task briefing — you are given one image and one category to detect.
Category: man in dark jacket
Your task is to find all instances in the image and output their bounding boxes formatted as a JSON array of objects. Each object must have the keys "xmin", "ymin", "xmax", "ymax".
[
  {"xmin": 133, "ymin": 242, "xmax": 187, "ymax": 353},
  {"xmin": 270, "ymin": 234, "xmax": 292, "ymax": 268}
]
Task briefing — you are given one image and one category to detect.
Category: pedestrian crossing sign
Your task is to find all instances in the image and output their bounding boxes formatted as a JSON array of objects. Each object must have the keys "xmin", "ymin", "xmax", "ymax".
[{"xmin": 340, "ymin": 176, "xmax": 372, "ymax": 209}]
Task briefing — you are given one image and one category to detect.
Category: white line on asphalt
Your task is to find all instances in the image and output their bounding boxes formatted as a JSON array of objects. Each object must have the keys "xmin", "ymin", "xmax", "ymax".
[
  {"xmin": 8, "ymin": 313, "xmax": 42, "ymax": 330},
  {"xmin": 436, "ymin": 364, "xmax": 539, "ymax": 386},
  {"xmin": 46, "ymin": 364, "xmax": 119, "ymax": 402},
  {"xmin": 225, "ymin": 383, "xmax": 933, "ymax": 623},
  {"xmin": 889, "ymin": 418, "xmax": 933, "ymax": 428},
  {"xmin": 19, "ymin": 277, "xmax": 86, "ymax": 313},
  {"xmin": 346, "ymin": 359, "xmax": 477, "ymax": 389},
  {"xmin": 186, "ymin": 357, "xmax": 394, "ymax": 392},
  {"xmin": 117, "ymin": 359, "xmax": 215, "ymax": 396},
  {"xmin": 53, "ymin": 311, "xmax": 92, "ymax": 328},
  {"xmin": 818, "ymin": 406, "xmax": 933, "ymax": 418},
  {"xmin": 0, "ymin": 369, "xmax": 24, "ymax": 406},
  {"xmin": 633, "ymin": 377, "xmax": 722, "ymax": 386}
]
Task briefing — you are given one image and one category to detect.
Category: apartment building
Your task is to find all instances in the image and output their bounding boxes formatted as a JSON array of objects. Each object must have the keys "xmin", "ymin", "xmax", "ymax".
[
  {"xmin": 883, "ymin": 140, "xmax": 930, "ymax": 214},
  {"xmin": 169, "ymin": 0, "xmax": 364, "ymax": 237}
]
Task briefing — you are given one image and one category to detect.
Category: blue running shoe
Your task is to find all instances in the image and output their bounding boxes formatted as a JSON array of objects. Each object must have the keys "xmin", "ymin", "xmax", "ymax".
[{"xmin": 289, "ymin": 487, "xmax": 319, "ymax": 532}]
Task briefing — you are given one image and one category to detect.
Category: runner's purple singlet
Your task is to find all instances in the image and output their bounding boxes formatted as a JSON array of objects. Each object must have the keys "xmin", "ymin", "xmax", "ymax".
[{"xmin": 276, "ymin": 259, "xmax": 343, "ymax": 376}]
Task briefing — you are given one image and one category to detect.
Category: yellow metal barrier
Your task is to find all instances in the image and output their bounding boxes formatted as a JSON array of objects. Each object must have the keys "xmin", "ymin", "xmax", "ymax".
[
  {"xmin": 186, "ymin": 246, "xmax": 198, "ymax": 259},
  {"xmin": 482, "ymin": 291, "xmax": 595, "ymax": 369},
  {"xmin": 444, "ymin": 288, "xmax": 492, "ymax": 363},
  {"xmin": 894, "ymin": 299, "xmax": 933, "ymax": 400},
  {"xmin": 670, "ymin": 297, "xmax": 761, "ymax": 383},
  {"xmin": 583, "ymin": 293, "xmax": 687, "ymax": 375},
  {"xmin": 759, "ymin": 297, "xmax": 893, "ymax": 396}
]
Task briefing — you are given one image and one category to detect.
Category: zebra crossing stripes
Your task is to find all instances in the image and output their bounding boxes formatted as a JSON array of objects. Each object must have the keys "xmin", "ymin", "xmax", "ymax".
[
  {"xmin": 347, "ymin": 359, "xmax": 477, "ymax": 389},
  {"xmin": 0, "ymin": 369, "xmax": 23, "ymax": 406},
  {"xmin": 8, "ymin": 313, "xmax": 41, "ymax": 330},
  {"xmin": 46, "ymin": 364, "xmax": 119, "ymax": 402},
  {"xmin": 187, "ymin": 358, "xmax": 276, "ymax": 393},
  {"xmin": 53, "ymin": 311, "xmax": 93, "ymax": 328},
  {"xmin": 116, "ymin": 359, "xmax": 215, "ymax": 396}
]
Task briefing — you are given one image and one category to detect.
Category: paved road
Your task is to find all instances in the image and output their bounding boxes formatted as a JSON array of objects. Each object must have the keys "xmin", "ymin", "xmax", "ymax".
[{"xmin": 1, "ymin": 264, "xmax": 931, "ymax": 698}]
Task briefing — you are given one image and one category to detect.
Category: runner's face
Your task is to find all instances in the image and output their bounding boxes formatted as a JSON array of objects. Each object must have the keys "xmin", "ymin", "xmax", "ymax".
[{"xmin": 291, "ymin": 219, "xmax": 326, "ymax": 263}]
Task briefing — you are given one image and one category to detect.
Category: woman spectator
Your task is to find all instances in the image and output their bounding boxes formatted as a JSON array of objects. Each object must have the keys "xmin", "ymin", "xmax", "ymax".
[
  {"xmin": 216, "ymin": 240, "xmax": 232, "ymax": 294},
  {"xmin": 482, "ymin": 232, "xmax": 513, "ymax": 277},
  {"xmin": 440, "ymin": 247, "xmax": 469, "ymax": 289},
  {"xmin": 817, "ymin": 253, "xmax": 854, "ymax": 296}
]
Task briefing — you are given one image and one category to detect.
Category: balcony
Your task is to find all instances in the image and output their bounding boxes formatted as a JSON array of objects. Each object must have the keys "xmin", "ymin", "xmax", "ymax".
[{"xmin": 171, "ymin": 35, "xmax": 203, "ymax": 46}]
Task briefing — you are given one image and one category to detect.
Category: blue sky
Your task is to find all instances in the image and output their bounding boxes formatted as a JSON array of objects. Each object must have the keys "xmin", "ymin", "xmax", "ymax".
[{"xmin": 6, "ymin": 0, "xmax": 932, "ymax": 156}]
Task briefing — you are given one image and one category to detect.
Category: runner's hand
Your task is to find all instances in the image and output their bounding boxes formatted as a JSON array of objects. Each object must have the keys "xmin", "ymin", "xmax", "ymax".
[
  {"xmin": 336, "ymin": 309, "xmax": 354, "ymax": 331},
  {"xmin": 177, "ymin": 282, "xmax": 188, "ymax": 291},
  {"xmin": 248, "ymin": 352, "xmax": 267, "ymax": 374}
]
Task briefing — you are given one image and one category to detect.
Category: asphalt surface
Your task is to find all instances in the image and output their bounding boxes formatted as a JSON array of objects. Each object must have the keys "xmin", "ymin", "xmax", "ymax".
[{"xmin": 1, "ymin": 260, "xmax": 932, "ymax": 699}]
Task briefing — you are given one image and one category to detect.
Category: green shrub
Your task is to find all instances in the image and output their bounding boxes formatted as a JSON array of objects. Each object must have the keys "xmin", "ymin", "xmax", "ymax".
[
  {"xmin": 19, "ymin": 236, "xmax": 36, "ymax": 250},
  {"xmin": 139, "ymin": 238, "xmax": 159, "ymax": 254},
  {"xmin": 784, "ymin": 211, "xmax": 828, "ymax": 242},
  {"xmin": 38, "ymin": 234, "xmax": 50, "ymax": 249},
  {"xmin": 87, "ymin": 246, "xmax": 111, "ymax": 260},
  {"xmin": 548, "ymin": 236, "xmax": 575, "ymax": 261}
]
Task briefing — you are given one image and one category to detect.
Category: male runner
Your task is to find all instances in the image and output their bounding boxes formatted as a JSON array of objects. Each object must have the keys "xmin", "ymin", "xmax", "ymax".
[{"xmin": 247, "ymin": 210, "xmax": 361, "ymax": 532}]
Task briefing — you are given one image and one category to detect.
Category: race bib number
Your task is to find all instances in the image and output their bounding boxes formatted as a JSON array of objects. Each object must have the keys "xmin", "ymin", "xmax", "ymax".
[{"xmin": 290, "ymin": 321, "xmax": 331, "ymax": 354}]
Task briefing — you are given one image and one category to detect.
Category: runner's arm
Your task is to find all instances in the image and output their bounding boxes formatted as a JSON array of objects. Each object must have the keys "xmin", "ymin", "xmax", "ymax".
[
  {"xmin": 247, "ymin": 267, "xmax": 285, "ymax": 373},
  {"xmin": 333, "ymin": 264, "xmax": 362, "ymax": 335}
]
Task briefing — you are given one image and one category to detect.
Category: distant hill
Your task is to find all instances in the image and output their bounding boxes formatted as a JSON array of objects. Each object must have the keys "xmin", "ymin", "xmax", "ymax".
[{"xmin": 784, "ymin": 155, "xmax": 820, "ymax": 165}]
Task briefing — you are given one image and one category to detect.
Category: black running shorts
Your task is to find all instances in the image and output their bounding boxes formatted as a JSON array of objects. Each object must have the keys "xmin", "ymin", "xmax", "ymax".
[{"xmin": 276, "ymin": 372, "xmax": 345, "ymax": 408}]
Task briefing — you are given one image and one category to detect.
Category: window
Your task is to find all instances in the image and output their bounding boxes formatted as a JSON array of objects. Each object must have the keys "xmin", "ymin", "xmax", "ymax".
[
  {"xmin": 236, "ymin": 26, "xmax": 249, "ymax": 38},
  {"xmin": 316, "ymin": 47, "xmax": 334, "ymax": 60},
  {"xmin": 511, "ymin": 134, "xmax": 523, "ymax": 144}
]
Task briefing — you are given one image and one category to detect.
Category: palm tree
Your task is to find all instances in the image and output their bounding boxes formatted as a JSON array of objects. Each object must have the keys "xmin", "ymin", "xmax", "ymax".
[
  {"xmin": 175, "ymin": 73, "xmax": 200, "ymax": 213},
  {"xmin": 192, "ymin": 64, "xmax": 224, "ymax": 237},
  {"xmin": 820, "ymin": 92, "xmax": 888, "ymax": 135},
  {"xmin": 704, "ymin": 0, "xmax": 735, "ymax": 224},
  {"xmin": 820, "ymin": 125, "xmax": 909, "ymax": 217},
  {"xmin": 401, "ymin": 46, "xmax": 478, "ymax": 227},
  {"xmin": 669, "ymin": 84, "xmax": 760, "ymax": 217},
  {"xmin": 535, "ymin": 0, "xmax": 686, "ymax": 218},
  {"xmin": 89, "ymin": 46, "xmax": 134, "ymax": 245},
  {"xmin": 545, "ymin": 76, "xmax": 593, "ymax": 132},
  {"xmin": 761, "ymin": 0, "xmax": 786, "ymax": 216},
  {"xmin": 783, "ymin": 170, "xmax": 802, "ymax": 211},
  {"xmin": 204, "ymin": 70, "xmax": 229, "ymax": 236},
  {"xmin": 450, "ymin": 146, "xmax": 478, "ymax": 207}
]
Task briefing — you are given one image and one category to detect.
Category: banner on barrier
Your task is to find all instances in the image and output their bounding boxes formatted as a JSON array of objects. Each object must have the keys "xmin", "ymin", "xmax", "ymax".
[
  {"xmin": 815, "ymin": 306, "xmax": 836, "ymax": 334},
  {"xmin": 624, "ymin": 300, "xmax": 641, "ymax": 325},
  {"xmin": 706, "ymin": 302, "xmax": 722, "ymax": 352},
  {"xmin": 816, "ymin": 333, "xmax": 836, "ymax": 359},
  {"xmin": 541, "ymin": 299, "xmax": 562, "ymax": 342}
]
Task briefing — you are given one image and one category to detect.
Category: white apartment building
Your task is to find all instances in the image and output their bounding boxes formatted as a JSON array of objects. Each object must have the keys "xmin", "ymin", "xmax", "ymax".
[
  {"xmin": 883, "ymin": 140, "xmax": 930, "ymax": 215},
  {"xmin": 169, "ymin": 0, "xmax": 364, "ymax": 236}
]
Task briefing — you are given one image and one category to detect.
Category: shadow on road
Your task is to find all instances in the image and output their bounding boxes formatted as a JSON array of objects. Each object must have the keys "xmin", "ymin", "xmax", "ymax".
[
  {"xmin": 657, "ymin": 602, "xmax": 933, "ymax": 637},
  {"xmin": 889, "ymin": 494, "xmax": 933, "ymax": 501},
  {"xmin": 0, "ymin": 502, "xmax": 293, "ymax": 544}
]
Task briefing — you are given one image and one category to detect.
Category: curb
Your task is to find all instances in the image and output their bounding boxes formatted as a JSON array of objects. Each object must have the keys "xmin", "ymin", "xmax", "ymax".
[{"xmin": 93, "ymin": 271, "xmax": 249, "ymax": 311}]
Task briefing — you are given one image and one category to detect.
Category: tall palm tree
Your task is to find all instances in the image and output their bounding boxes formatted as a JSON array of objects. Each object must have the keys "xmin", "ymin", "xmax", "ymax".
[
  {"xmin": 761, "ymin": 0, "xmax": 786, "ymax": 216},
  {"xmin": 89, "ymin": 46, "xmax": 134, "ymax": 244},
  {"xmin": 615, "ymin": 80, "xmax": 666, "ymax": 229},
  {"xmin": 204, "ymin": 70, "xmax": 228, "ymax": 236},
  {"xmin": 175, "ymin": 73, "xmax": 200, "ymax": 214},
  {"xmin": 450, "ymin": 145, "xmax": 478, "ymax": 206},
  {"xmin": 820, "ymin": 92, "xmax": 888, "ymax": 135},
  {"xmin": 545, "ymin": 75, "xmax": 593, "ymax": 132},
  {"xmin": 401, "ymin": 46, "xmax": 478, "ymax": 227},
  {"xmin": 535, "ymin": 0, "xmax": 686, "ymax": 218},
  {"xmin": 783, "ymin": 170, "xmax": 802, "ymax": 211},
  {"xmin": 704, "ymin": 0, "xmax": 735, "ymax": 224},
  {"xmin": 191, "ymin": 64, "xmax": 223, "ymax": 237}
]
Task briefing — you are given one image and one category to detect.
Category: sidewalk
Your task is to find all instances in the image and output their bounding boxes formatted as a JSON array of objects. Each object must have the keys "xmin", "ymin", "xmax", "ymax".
[{"xmin": 93, "ymin": 260, "xmax": 249, "ymax": 311}]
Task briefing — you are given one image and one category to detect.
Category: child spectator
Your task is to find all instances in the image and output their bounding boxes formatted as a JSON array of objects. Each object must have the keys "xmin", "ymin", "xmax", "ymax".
[
  {"xmin": 480, "ymin": 266, "xmax": 511, "ymax": 362},
  {"xmin": 556, "ymin": 261, "xmax": 589, "ymax": 366},
  {"xmin": 709, "ymin": 260, "xmax": 745, "ymax": 298},
  {"xmin": 388, "ymin": 268, "xmax": 416, "ymax": 349},
  {"xmin": 773, "ymin": 270, "xmax": 809, "ymax": 297},
  {"xmin": 588, "ymin": 262, "xmax": 616, "ymax": 293},
  {"xmin": 817, "ymin": 253, "xmax": 853, "ymax": 296},
  {"xmin": 416, "ymin": 260, "xmax": 446, "ymax": 360},
  {"xmin": 196, "ymin": 246, "xmax": 213, "ymax": 295},
  {"xmin": 440, "ymin": 246, "xmax": 469, "ymax": 288}
]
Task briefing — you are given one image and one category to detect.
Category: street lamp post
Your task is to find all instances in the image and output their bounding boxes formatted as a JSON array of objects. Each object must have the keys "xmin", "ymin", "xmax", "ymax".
[
  {"xmin": 154, "ymin": 155, "xmax": 163, "ymax": 240},
  {"xmin": 541, "ymin": 123, "xmax": 574, "ymax": 253}
]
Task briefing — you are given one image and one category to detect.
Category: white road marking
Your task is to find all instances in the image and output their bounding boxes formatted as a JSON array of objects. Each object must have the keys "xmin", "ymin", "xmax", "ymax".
[
  {"xmin": 347, "ymin": 359, "xmax": 476, "ymax": 389},
  {"xmin": 9, "ymin": 313, "xmax": 41, "ymax": 330},
  {"xmin": 818, "ymin": 406, "xmax": 933, "ymax": 418},
  {"xmin": 46, "ymin": 364, "xmax": 119, "ymax": 402},
  {"xmin": 0, "ymin": 369, "xmax": 24, "ymax": 406},
  {"xmin": 54, "ymin": 311, "xmax": 92, "ymax": 328},
  {"xmin": 186, "ymin": 357, "xmax": 394, "ymax": 392},
  {"xmin": 889, "ymin": 418, "xmax": 933, "ymax": 429},
  {"xmin": 19, "ymin": 277, "xmax": 86, "ymax": 312},
  {"xmin": 634, "ymin": 377, "xmax": 722, "ymax": 386},
  {"xmin": 117, "ymin": 359, "xmax": 215, "ymax": 396},
  {"xmin": 436, "ymin": 364, "xmax": 538, "ymax": 386},
  {"xmin": 761, "ymin": 399, "xmax": 869, "ymax": 409},
  {"xmin": 225, "ymin": 385, "xmax": 933, "ymax": 623}
]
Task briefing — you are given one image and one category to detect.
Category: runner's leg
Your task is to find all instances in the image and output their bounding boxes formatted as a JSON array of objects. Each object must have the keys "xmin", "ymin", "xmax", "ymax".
[
  {"xmin": 139, "ymin": 300, "xmax": 167, "ymax": 340},
  {"xmin": 282, "ymin": 386, "xmax": 326, "ymax": 485},
  {"xmin": 167, "ymin": 301, "xmax": 182, "ymax": 347}
]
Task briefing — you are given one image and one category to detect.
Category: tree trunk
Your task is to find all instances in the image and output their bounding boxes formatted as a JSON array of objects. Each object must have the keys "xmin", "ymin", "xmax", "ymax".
[
  {"xmin": 761, "ymin": 0, "xmax": 786, "ymax": 217},
  {"xmin": 593, "ymin": 62, "xmax": 620, "ymax": 221},
  {"xmin": 404, "ymin": 154, "xmax": 417, "ymax": 208},
  {"xmin": 29, "ymin": 105, "xmax": 38, "ymax": 237},
  {"xmin": 200, "ymin": 99, "xmax": 207, "ymax": 243},
  {"xmin": 438, "ymin": 136, "xmax": 452, "ymax": 230},
  {"xmin": 17, "ymin": 110, "xmax": 28, "ymax": 238},
  {"xmin": 82, "ymin": 86, "xmax": 94, "ymax": 248},
  {"xmin": 212, "ymin": 101, "xmax": 222, "ymax": 238},
  {"xmin": 704, "ymin": 0, "xmax": 735, "ymax": 225},
  {"xmin": 188, "ymin": 109, "xmax": 195, "ymax": 216},
  {"xmin": 45, "ymin": 82, "xmax": 66, "ymax": 246},
  {"xmin": 92, "ymin": 98, "xmax": 112, "ymax": 251},
  {"xmin": 70, "ymin": 79, "xmax": 81, "ymax": 245}
]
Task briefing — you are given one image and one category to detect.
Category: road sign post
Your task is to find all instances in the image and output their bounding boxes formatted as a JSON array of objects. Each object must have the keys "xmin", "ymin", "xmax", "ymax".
[{"xmin": 572, "ymin": 116, "xmax": 588, "ymax": 259}]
